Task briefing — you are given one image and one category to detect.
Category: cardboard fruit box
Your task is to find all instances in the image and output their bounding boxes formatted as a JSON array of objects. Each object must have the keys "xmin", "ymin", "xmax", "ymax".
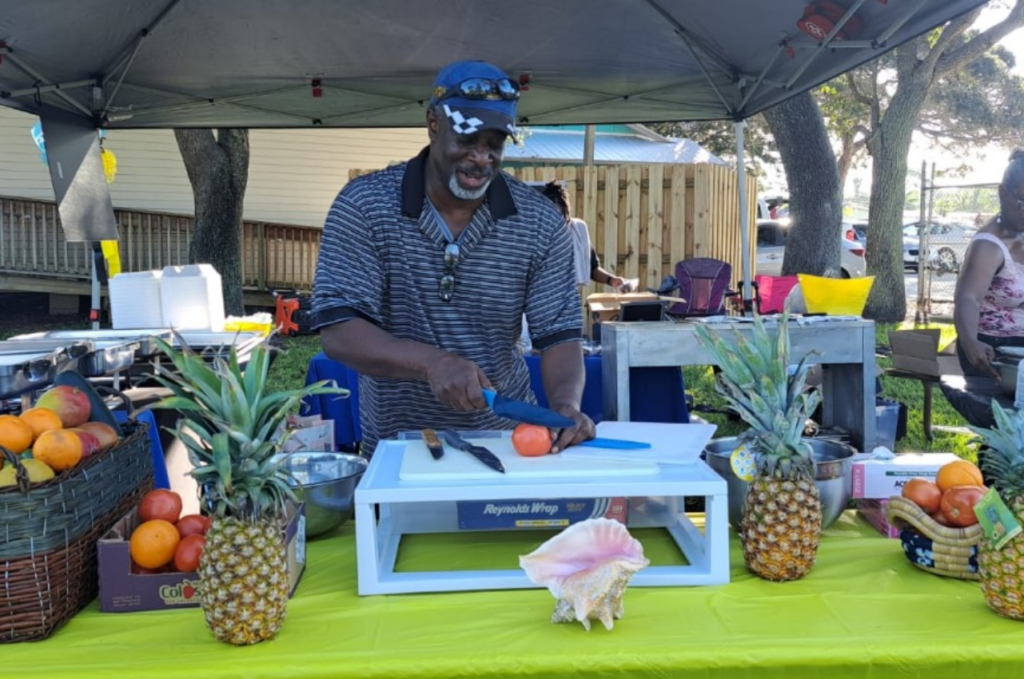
[{"xmin": 97, "ymin": 502, "xmax": 306, "ymax": 613}]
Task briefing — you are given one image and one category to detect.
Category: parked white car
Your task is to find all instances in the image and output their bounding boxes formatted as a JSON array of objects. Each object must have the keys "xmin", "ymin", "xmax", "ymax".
[
  {"xmin": 756, "ymin": 220, "xmax": 867, "ymax": 278},
  {"xmin": 903, "ymin": 221, "xmax": 975, "ymax": 275}
]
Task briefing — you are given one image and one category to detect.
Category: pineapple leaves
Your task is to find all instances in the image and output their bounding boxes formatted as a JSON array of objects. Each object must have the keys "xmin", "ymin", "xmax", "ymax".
[
  {"xmin": 694, "ymin": 312, "xmax": 820, "ymax": 475},
  {"xmin": 145, "ymin": 333, "xmax": 349, "ymax": 521}
]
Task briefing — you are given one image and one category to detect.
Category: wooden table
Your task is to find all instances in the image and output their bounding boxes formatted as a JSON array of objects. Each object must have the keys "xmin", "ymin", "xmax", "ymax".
[{"xmin": 601, "ymin": 319, "xmax": 877, "ymax": 451}]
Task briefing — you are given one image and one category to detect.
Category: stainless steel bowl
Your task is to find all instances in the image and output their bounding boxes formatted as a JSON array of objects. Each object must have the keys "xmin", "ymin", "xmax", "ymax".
[
  {"xmin": 704, "ymin": 436, "xmax": 856, "ymax": 532},
  {"xmin": 277, "ymin": 452, "xmax": 368, "ymax": 539}
]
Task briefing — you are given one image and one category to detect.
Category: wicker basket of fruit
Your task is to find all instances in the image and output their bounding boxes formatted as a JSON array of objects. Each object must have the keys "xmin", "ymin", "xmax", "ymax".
[
  {"xmin": 0, "ymin": 384, "xmax": 153, "ymax": 643},
  {"xmin": 887, "ymin": 495, "xmax": 983, "ymax": 580}
]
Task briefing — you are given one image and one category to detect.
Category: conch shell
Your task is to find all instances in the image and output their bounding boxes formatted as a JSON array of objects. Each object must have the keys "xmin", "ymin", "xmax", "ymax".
[{"xmin": 519, "ymin": 518, "xmax": 649, "ymax": 631}]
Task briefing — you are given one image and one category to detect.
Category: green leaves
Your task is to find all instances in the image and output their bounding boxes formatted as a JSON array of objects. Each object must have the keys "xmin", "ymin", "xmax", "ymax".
[
  {"xmin": 146, "ymin": 331, "xmax": 348, "ymax": 520},
  {"xmin": 694, "ymin": 312, "xmax": 821, "ymax": 472}
]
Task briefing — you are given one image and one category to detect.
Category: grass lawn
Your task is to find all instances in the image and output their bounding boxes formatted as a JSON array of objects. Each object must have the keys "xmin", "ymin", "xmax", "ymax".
[{"xmin": 0, "ymin": 307, "xmax": 979, "ymax": 460}]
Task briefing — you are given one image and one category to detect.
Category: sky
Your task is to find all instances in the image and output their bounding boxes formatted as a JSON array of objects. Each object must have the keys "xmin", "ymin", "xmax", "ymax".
[{"xmin": 905, "ymin": 3, "xmax": 1024, "ymax": 186}]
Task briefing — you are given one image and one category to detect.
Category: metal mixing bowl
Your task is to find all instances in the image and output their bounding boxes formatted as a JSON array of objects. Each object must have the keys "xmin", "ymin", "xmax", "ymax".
[
  {"xmin": 704, "ymin": 436, "xmax": 856, "ymax": 532},
  {"xmin": 277, "ymin": 452, "xmax": 368, "ymax": 539}
]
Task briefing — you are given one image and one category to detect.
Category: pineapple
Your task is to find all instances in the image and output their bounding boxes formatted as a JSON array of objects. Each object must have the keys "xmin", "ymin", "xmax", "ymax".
[
  {"xmin": 149, "ymin": 333, "xmax": 347, "ymax": 644},
  {"xmin": 969, "ymin": 402, "xmax": 1024, "ymax": 620},
  {"xmin": 695, "ymin": 313, "xmax": 823, "ymax": 581}
]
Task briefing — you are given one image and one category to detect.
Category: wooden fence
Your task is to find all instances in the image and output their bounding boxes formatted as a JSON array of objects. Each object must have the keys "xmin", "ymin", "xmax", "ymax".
[
  {"xmin": 0, "ymin": 162, "xmax": 755, "ymax": 304},
  {"xmin": 350, "ymin": 163, "xmax": 758, "ymax": 296},
  {"xmin": 0, "ymin": 196, "xmax": 321, "ymax": 293}
]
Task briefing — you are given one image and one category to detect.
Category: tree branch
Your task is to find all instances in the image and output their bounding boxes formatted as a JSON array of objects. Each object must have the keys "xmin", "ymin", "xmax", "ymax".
[
  {"xmin": 936, "ymin": 2, "xmax": 1024, "ymax": 75},
  {"xmin": 844, "ymin": 72, "xmax": 873, "ymax": 107}
]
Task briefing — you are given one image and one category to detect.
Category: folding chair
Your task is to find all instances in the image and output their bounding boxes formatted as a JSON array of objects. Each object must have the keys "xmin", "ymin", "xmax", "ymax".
[{"xmin": 665, "ymin": 258, "xmax": 736, "ymax": 319}]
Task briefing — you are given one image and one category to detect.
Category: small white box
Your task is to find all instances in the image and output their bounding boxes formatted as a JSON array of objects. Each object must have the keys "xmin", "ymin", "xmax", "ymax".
[{"xmin": 851, "ymin": 453, "xmax": 962, "ymax": 499}]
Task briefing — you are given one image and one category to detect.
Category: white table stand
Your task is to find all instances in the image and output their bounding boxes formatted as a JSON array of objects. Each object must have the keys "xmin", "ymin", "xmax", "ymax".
[{"xmin": 354, "ymin": 439, "xmax": 730, "ymax": 595}]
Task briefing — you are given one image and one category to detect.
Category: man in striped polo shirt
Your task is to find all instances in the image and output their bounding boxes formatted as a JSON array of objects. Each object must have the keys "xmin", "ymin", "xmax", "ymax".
[{"xmin": 312, "ymin": 60, "xmax": 593, "ymax": 456}]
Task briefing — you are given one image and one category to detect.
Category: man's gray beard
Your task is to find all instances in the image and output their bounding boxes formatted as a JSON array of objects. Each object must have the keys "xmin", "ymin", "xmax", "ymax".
[{"xmin": 449, "ymin": 173, "xmax": 492, "ymax": 200}]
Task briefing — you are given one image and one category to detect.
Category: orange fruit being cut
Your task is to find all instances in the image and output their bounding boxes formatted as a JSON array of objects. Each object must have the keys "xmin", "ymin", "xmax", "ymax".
[
  {"xmin": 935, "ymin": 460, "xmax": 984, "ymax": 492},
  {"xmin": 19, "ymin": 407, "xmax": 63, "ymax": 441},
  {"xmin": 130, "ymin": 519, "xmax": 181, "ymax": 570},
  {"xmin": 0, "ymin": 414, "xmax": 34, "ymax": 454},
  {"xmin": 512, "ymin": 423, "xmax": 554, "ymax": 457}
]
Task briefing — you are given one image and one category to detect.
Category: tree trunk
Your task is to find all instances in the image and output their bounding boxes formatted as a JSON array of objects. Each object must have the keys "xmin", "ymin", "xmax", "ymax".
[
  {"xmin": 836, "ymin": 133, "xmax": 857, "ymax": 195},
  {"xmin": 174, "ymin": 129, "xmax": 249, "ymax": 316},
  {"xmin": 763, "ymin": 92, "xmax": 843, "ymax": 277},
  {"xmin": 862, "ymin": 53, "xmax": 932, "ymax": 322}
]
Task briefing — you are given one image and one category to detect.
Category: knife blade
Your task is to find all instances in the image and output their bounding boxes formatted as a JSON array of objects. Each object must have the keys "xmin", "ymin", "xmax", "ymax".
[
  {"xmin": 442, "ymin": 430, "xmax": 506, "ymax": 473},
  {"xmin": 578, "ymin": 438, "xmax": 652, "ymax": 450},
  {"xmin": 482, "ymin": 389, "xmax": 575, "ymax": 428},
  {"xmin": 422, "ymin": 428, "xmax": 445, "ymax": 460}
]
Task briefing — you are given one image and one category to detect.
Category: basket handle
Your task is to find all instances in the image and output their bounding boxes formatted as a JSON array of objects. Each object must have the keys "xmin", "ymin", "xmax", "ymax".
[{"xmin": 0, "ymin": 444, "xmax": 31, "ymax": 493}]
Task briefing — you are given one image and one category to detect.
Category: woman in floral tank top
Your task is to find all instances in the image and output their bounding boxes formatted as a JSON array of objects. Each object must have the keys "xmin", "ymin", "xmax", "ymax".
[{"xmin": 954, "ymin": 150, "xmax": 1024, "ymax": 377}]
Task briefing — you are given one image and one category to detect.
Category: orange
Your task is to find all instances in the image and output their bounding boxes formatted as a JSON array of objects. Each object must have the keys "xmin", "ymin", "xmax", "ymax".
[
  {"xmin": 32, "ymin": 429, "xmax": 84, "ymax": 471},
  {"xmin": 19, "ymin": 407, "xmax": 63, "ymax": 441},
  {"xmin": 935, "ymin": 460, "xmax": 984, "ymax": 492},
  {"xmin": 130, "ymin": 519, "xmax": 181, "ymax": 569},
  {"xmin": 902, "ymin": 478, "xmax": 943, "ymax": 513},
  {"xmin": 0, "ymin": 414, "xmax": 34, "ymax": 454},
  {"xmin": 511, "ymin": 423, "xmax": 554, "ymax": 457}
]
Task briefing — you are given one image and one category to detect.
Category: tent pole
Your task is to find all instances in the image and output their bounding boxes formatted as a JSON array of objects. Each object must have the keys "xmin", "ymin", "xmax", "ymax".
[
  {"xmin": 583, "ymin": 125, "xmax": 596, "ymax": 166},
  {"xmin": 90, "ymin": 248, "xmax": 101, "ymax": 330},
  {"xmin": 735, "ymin": 120, "xmax": 751, "ymax": 315}
]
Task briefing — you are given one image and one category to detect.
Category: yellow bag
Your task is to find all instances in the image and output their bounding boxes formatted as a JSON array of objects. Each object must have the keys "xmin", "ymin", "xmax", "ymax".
[{"xmin": 797, "ymin": 274, "xmax": 874, "ymax": 316}]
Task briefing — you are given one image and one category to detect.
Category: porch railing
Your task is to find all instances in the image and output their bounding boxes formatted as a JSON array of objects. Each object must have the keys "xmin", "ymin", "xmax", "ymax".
[{"xmin": 0, "ymin": 196, "xmax": 321, "ymax": 292}]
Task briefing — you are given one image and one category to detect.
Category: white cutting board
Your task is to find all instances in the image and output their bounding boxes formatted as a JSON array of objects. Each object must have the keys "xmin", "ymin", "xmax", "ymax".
[
  {"xmin": 398, "ymin": 436, "xmax": 660, "ymax": 481},
  {"xmin": 559, "ymin": 421, "xmax": 718, "ymax": 465}
]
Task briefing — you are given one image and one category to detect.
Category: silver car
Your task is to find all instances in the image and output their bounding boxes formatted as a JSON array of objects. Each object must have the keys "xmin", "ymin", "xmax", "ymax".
[{"xmin": 756, "ymin": 220, "xmax": 867, "ymax": 278}]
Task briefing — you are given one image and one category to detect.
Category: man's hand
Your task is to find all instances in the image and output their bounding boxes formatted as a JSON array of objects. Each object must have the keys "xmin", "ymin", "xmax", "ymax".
[
  {"xmin": 548, "ymin": 404, "xmax": 596, "ymax": 454},
  {"xmin": 425, "ymin": 354, "xmax": 493, "ymax": 411}
]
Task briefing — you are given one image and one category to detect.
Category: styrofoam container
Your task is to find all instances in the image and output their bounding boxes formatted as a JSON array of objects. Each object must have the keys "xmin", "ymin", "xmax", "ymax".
[
  {"xmin": 110, "ymin": 270, "xmax": 164, "ymax": 329},
  {"xmin": 159, "ymin": 264, "xmax": 225, "ymax": 331}
]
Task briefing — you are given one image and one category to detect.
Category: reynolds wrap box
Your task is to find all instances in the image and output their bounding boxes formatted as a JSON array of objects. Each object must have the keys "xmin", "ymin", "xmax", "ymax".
[
  {"xmin": 456, "ymin": 497, "xmax": 628, "ymax": 530},
  {"xmin": 855, "ymin": 499, "xmax": 901, "ymax": 539},
  {"xmin": 98, "ymin": 502, "xmax": 305, "ymax": 612},
  {"xmin": 851, "ymin": 453, "xmax": 962, "ymax": 499}
]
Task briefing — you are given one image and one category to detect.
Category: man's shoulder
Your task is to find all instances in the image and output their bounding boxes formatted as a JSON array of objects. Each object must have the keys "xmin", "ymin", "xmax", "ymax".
[{"xmin": 342, "ymin": 161, "xmax": 408, "ymax": 199}]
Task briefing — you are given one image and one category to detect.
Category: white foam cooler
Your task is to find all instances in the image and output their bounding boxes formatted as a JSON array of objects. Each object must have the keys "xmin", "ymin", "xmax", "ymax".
[
  {"xmin": 110, "ymin": 270, "xmax": 164, "ymax": 329},
  {"xmin": 159, "ymin": 264, "xmax": 226, "ymax": 331}
]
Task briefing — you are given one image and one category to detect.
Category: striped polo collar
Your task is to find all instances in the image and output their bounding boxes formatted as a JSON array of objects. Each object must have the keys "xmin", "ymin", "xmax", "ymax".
[{"xmin": 401, "ymin": 146, "xmax": 517, "ymax": 221}]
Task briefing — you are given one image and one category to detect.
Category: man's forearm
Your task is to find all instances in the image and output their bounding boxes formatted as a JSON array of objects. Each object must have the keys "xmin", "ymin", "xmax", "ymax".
[
  {"xmin": 320, "ymin": 318, "xmax": 450, "ymax": 381},
  {"xmin": 539, "ymin": 341, "xmax": 585, "ymax": 409}
]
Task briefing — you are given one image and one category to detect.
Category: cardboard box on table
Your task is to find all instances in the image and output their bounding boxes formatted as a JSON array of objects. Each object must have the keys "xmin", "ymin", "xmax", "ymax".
[
  {"xmin": 888, "ymin": 329, "xmax": 961, "ymax": 377},
  {"xmin": 586, "ymin": 292, "xmax": 660, "ymax": 323},
  {"xmin": 851, "ymin": 453, "xmax": 962, "ymax": 499},
  {"xmin": 97, "ymin": 503, "xmax": 306, "ymax": 612}
]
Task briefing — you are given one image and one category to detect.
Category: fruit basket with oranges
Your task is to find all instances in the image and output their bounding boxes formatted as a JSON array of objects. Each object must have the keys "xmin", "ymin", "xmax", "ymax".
[
  {"xmin": 0, "ymin": 383, "xmax": 153, "ymax": 643},
  {"xmin": 886, "ymin": 460, "xmax": 987, "ymax": 581}
]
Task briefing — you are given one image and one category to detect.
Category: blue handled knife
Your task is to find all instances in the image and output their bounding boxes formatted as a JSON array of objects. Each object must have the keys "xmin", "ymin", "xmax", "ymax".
[
  {"xmin": 482, "ymin": 389, "xmax": 575, "ymax": 428},
  {"xmin": 578, "ymin": 438, "xmax": 652, "ymax": 450}
]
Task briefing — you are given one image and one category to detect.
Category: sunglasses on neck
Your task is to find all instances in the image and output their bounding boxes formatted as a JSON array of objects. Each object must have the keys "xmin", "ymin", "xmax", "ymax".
[{"xmin": 438, "ymin": 242, "xmax": 460, "ymax": 302}]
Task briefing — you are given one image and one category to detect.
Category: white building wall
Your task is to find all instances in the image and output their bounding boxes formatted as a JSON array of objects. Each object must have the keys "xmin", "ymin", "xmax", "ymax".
[{"xmin": 0, "ymin": 107, "xmax": 426, "ymax": 227}]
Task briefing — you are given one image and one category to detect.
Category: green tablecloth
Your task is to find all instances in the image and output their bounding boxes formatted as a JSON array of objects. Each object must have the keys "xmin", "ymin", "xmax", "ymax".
[{"xmin": 6, "ymin": 512, "xmax": 1021, "ymax": 679}]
